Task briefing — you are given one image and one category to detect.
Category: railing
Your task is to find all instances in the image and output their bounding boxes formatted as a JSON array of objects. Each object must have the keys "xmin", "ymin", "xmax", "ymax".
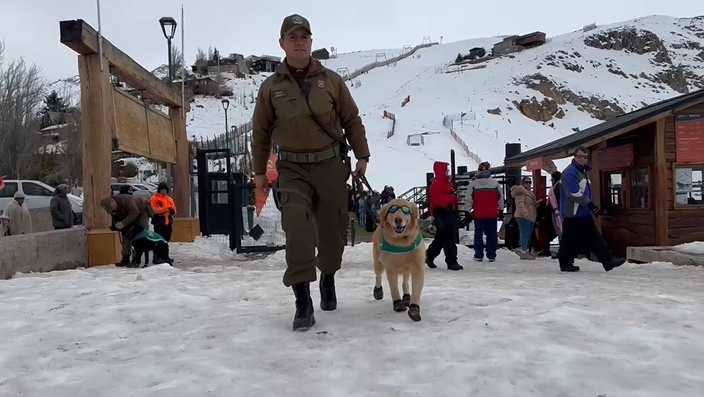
[
  {"xmin": 192, "ymin": 121, "xmax": 253, "ymax": 154},
  {"xmin": 344, "ymin": 42, "xmax": 439, "ymax": 81},
  {"xmin": 399, "ymin": 186, "xmax": 428, "ymax": 212},
  {"xmin": 442, "ymin": 115, "xmax": 483, "ymax": 164}
]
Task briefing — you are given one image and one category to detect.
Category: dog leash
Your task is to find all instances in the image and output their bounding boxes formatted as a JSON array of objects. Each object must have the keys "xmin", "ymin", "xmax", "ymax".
[{"xmin": 353, "ymin": 174, "xmax": 376, "ymax": 194}]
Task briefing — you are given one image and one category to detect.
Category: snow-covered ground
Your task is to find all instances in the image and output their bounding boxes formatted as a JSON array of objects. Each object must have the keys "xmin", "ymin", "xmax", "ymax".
[{"xmin": 1, "ymin": 238, "xmax": 703, "ymax": 396}]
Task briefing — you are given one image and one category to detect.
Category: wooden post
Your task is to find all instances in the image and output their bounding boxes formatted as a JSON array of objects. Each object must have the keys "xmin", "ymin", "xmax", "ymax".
[
  {"xmin": 170, "ymin": 106, "xmax": 198, "ymax": 242},
  {"xmin": 590, "ymin": 143, "xmax": 605, "ymax": 230},
  {"xmin": 532, "ymin": 169, "xmax": 546, "ymax": 201},
  {"xmin": 654, "ymin": 118, "xmax": 669, "ymax": 245},
  {"xmin": 79, "ymin": 54, "xmax": 122, "ymax": 266},
  {"xmin": 79, "ymin": 54, "xmax": 114, "ymax": 230},
  {"xmin": 170, "ymin": 106, "xmax": 191, "ymax": 216}
]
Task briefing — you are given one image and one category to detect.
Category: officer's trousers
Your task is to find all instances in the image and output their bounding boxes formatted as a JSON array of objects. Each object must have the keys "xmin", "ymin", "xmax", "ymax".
[{"xmin": 277, "ymin": 154, "xmax": 350, "ymax": 286}]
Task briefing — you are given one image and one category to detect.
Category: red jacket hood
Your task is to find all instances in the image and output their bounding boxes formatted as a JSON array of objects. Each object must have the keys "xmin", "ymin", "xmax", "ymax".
[{"xmin": 433, "ymin": 161, "xmax": 449, "ymax": 181}]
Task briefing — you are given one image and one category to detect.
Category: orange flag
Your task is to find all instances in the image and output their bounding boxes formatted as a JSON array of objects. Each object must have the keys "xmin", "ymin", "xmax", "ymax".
[
  {"xmin": 255, "ymin": 187, "xmax": 269, "ymax": 217},
  {"xmin": 255, "ymin": 153, "xmax": 279, "ymax": 216},
  {"xmin": 266, "ymin": 154, "xmax": 279, "ymax": 185}
]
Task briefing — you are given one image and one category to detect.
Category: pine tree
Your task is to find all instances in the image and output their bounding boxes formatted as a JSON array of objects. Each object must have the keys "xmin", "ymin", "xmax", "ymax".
[{"xmin": 43, "ymin": 90, "xmax": 69, "ymax": 113}]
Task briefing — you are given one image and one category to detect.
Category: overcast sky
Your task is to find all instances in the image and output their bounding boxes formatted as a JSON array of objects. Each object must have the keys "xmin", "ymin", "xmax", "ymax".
[{"xmin": 0, "ymin": 0, "xmax": 702, "ymax": 84}]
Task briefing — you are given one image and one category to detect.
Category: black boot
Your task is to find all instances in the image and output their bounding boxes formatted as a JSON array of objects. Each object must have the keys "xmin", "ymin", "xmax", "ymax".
[
  {"xmin": 402, "ymin": 294, "xmax": 411, "ymax": 308},
  {"xmin": 373, "ymin": 286, "xmax": 383, "ymax": 300},
  {"xmin": 319, "ymin": 272, "xmax": 337, "ymax": 311},
  {"xmin": 425, "ymin": 256, "xmax": 437, "ymax": 269},
  {"xmin": 447, "ymin": 261, "xmax": 464, "ymax": 271},
  {"xmin": 408, "ymin": 304, "xmax": 421, "ymax": 322},
  {"xmin": 603, "ymin": 257, "xmax": 625, "ymax": 272},
  {"xmin": 292, "ymin": 283, "xmax": 315, "ymax": 331},
  {"xmin": 393, "ymin": 299, "xmax": 407, "ymax": 312},
  {"xmin": 560, "ymin": 264, "xmax": 581, "ymax": 272}
]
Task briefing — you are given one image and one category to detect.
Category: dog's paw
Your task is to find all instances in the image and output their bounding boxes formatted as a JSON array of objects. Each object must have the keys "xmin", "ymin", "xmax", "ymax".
[
  {"xmin": 393, "ymin": 300, "xmax": 407, "ymax": 312},
  {"xmin": 408, "ymin": 304, "xmax": 421, "ymax": 322},
  {"xmin": 373, "ymin": 286, "xmax": 383, "ymax": 300},
  {"xmin": 402, "ymin": 294, "xmax": 411, "ymax": 308}
]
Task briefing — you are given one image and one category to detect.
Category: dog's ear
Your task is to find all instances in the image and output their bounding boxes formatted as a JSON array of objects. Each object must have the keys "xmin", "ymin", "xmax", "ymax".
[{"xmin": 379, "ymin": 204, "xmax": 390, "ymax": 230}]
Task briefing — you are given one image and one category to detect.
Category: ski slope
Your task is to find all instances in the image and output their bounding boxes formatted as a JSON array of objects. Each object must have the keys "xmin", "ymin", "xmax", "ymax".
[{"xmin": 187, "ymin": 15, "xmax": 704, "ymax": 192}]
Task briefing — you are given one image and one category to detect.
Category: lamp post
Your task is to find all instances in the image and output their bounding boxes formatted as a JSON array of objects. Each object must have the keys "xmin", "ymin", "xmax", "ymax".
[
  {"xmin": 222, "ymin": 98, "xmax": 230, "ymax": 150},
  {"xmin": 159, "ymin": 17, "xmax": 177, "ymax": 82}
]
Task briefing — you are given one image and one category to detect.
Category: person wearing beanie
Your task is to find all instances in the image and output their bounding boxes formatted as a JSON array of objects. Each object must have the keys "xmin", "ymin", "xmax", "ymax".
[
  {"xmin": 150, "ymin": 182, "xmax": 176, "ymax": 242},
  {"xmin": 50, "ymin": 184, "xmax": 74, "ymax": 230},
  {"xmin": 466, "ymin": 162, "xmax": 503, "ymax": 262},
  {"xmin": 4, "ymin": 191, "xmax": 32, "ymax": 235}
]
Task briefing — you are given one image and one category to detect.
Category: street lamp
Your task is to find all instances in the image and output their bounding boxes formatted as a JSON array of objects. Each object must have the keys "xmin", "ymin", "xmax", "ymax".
[
  {"xmin": 159, "ymin": 17, "xmax": 177, "ymax": 82},
  {"xmin": 222, "ymin": 98, "xmax": 230, "ymax": 150}
]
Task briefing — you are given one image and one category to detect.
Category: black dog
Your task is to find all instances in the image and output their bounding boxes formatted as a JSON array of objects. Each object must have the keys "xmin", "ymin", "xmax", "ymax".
[{"xmin": 131, "ymin": 231, "xmax": 172, "ymax": 267}]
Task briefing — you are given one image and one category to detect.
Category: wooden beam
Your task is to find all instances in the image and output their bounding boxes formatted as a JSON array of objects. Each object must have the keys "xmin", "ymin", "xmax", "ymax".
[
  {"xmin": 79, "ymin": 54, "xmax": 114, "ymax": 230},
  {"xmin": 112, "ymin": 88, "xmax": 176, "ymax": 163},
  {"xmin": 654, "ymin": 118, "xmax": 669, "ymax": 245},
  {"xmin": 60, "ymin": 19, "xmax": 181, "ymax": 107},
  {"xmin": 170, "ymin": 107, "xmax": 191, "ymax": 217}
]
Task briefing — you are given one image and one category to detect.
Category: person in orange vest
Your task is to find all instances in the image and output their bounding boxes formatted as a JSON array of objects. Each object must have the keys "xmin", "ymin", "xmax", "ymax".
[{"xmin": 150, "ymin": 182, "xmax": 176, "ymax": 242}]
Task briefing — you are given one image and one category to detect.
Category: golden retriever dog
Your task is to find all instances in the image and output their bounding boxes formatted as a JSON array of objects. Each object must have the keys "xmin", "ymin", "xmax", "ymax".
[{"xmin": 372, "ymin": 198, "xmax": 425, "ymax": 321}]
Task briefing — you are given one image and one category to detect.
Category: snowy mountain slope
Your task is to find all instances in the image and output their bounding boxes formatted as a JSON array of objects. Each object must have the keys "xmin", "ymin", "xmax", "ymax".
[{"xmin": 186, "ymin": 15, "xmax": 704, "ymax": 192}]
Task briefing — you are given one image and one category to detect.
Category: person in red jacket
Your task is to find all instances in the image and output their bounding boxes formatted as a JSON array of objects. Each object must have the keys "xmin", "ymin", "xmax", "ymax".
[
  {"xmin": 426, "ymin": 161, "xmax": 463, "ymax": 270},
  {"xmin": 466, "ymin": 161, "xmax": 503, "ymax": 262}
]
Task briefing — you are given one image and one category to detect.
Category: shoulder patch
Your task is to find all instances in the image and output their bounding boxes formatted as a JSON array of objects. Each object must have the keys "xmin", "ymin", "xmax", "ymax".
[
  {"xmin": 273, "ymin": 90, "xmax": 288, "ymax": 99},
  {"xmin": 317, "ymin": 80, "xmax": 326, "ymax": 89}
]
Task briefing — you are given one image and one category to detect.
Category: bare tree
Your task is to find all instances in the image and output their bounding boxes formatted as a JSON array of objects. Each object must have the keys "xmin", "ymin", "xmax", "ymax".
[
  {"xmin": 0, "ymin": 47, "xmax": 46, "ymax": 179},
  {"xmin": 195, "ymin": 47, "xmax": 207, "ymax": 63}
]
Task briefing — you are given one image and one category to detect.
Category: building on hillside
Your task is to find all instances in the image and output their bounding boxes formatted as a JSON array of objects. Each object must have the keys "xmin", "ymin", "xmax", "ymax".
[
  {"xmin": 505, "ymin": 89, "xmax": 704, "ymax": 256},
  {"xmin": 181, "ymin": 76, "xmax": 219, "ymax": 96},
  {"xmin": 312, "ymin": 48, "xmax": 330, "ymax": 60},
  {"xmin": 192, "ymin": 53, "xmax": 247, "ymax": 77},
  {"xmin": 492, "ymin": 31, "xmax": 546, "ymax": 56},
  {"xmin": 248, "ymin": 55, "xmax": 281, "ymax": 73}
]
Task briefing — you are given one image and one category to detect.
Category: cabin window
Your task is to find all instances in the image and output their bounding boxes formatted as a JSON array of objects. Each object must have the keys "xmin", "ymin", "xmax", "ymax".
[
  {"xmin": 605, "ymin": 172, "xmax": 623, "ymax": 211},
  {"xmin": 630, "ymin": 168, "xmax": 649, "ymax": 209},
  {"xmin": 675, "ymin": 167, "xmax": 704, "ymax": 207}
]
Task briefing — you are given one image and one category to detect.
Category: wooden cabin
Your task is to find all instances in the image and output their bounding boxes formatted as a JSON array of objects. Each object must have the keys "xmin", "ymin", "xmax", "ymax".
[{"xmin": 505, "ymin": 89, "xmax": 704, "ymax": 256}]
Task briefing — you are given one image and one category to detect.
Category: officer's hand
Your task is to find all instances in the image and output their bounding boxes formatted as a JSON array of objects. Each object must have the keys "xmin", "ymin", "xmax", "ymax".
[
  {"xmin": 254, "ymin": 174, "xmax": 268, "ymax": 196},
  {"xmin": 353, "ymin": 159, "xmax": 368, "ymax": 178}
]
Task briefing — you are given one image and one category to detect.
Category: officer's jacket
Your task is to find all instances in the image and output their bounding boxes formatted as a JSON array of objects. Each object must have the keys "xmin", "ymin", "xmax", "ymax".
[{"xmin": 252, "ymin": 58, "xmax": 370, "ymax": 174}]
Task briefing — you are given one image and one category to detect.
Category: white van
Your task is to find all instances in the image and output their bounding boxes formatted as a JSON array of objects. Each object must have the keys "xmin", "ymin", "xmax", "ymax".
[{"xmin": 0, "ymin": 180, "xmax": 83, "ymax": 223}]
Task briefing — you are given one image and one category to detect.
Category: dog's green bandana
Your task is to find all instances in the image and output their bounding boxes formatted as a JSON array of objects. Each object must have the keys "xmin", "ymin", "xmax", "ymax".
[
  {"xmin": 380, "ymin": 233, "xmax": 424, "ymax": 254},
  {"xmin": 134, "ymin": 230, "xmax": 167, "ymax": 244}
]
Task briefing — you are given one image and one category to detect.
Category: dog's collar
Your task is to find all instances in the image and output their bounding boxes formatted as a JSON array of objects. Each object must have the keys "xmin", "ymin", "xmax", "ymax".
[
  {"xmin": 381, "ymin": 233, "xmax": 424, "ymax": 254},
  {"xmin": 134, "ymin": 230, "xmax": 167, "ymax": 244}
]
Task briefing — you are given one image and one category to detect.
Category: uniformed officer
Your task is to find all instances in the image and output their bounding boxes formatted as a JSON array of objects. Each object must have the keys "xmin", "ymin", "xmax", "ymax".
[{"xmin": 252, "ymin": 14, "xmax": 370, "ymax": 331}]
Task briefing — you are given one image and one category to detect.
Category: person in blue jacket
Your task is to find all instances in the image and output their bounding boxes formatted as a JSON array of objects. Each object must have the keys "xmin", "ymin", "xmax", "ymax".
[{"xmin": 559, "ymin": 147, "xmax": 625, "ymax": 272}]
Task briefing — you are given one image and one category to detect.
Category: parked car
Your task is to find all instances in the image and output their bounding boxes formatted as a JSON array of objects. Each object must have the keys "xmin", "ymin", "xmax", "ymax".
[
  {"xmin": 111, "ymin": 183, "xmax": 154, "ymax": 201},
  {"xmin": 0, "ymin": 180, "xmax": 83, "ymax": 224}
]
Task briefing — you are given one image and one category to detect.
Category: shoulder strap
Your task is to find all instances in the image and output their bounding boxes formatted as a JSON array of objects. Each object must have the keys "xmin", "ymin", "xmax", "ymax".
[{"xmin": 300, "ymin": 78, "xmax": 348, "ymax": 147}]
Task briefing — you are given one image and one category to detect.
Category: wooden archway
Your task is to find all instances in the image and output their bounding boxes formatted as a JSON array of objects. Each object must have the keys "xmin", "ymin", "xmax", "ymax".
[{"xmin": 60, "ymin": 19, "xmax": 197, "ymax": 265}]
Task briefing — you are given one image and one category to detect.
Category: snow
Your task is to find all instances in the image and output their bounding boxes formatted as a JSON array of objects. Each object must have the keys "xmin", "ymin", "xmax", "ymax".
[
  {"xmin": 1, "ymin": 238, "xmax": 703, "ymax": 396},
  {"xmin": 673, "ymin": 241, "xmax": 704, "ymax": 255},
  {"xmin": 186, "ymin": 16, "xmax": 704, "ymax": 193}
]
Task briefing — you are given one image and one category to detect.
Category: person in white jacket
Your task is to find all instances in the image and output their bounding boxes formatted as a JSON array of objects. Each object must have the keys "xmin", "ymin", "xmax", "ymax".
[{"xmin": 4, "ymin": 191, "xmax": 32, "ymax": 235}]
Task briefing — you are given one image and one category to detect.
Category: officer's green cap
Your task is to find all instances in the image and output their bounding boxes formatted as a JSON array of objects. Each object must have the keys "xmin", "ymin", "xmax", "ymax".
[{"xmin": 280, "ymin": 14, "xmax": 312, "ymax": 38}]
